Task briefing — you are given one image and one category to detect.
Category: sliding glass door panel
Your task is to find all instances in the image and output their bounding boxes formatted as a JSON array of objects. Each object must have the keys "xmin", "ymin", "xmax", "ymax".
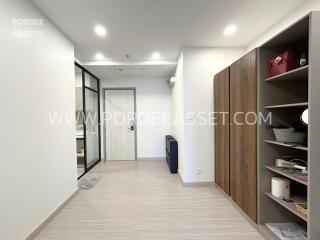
[
  {"xmin": 85, "ymin": 88, "xmax": 100, "ymax": 168},
  {"xmin": 85, "ymin": 72, "xmax": 98, "ymax": 91},
  {"xmin": 75, "ymin": 65, "xmax": 85, "ymax": 177},
  {"xmin": 75, "ymin": 62, "xmax": 101, "ymax": 179}
]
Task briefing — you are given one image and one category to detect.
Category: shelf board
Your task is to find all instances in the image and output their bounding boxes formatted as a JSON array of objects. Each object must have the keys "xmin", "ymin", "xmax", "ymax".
[
  {"xmin": 264, "ymin": 140, "xmax": 308, "ymax": 151},
  {"xmin": 265, "ymin": 166, "xmax": 308, "ymax": 186},
  {"xmin": 265, "ymin": 65, "xmax": 309, "ymax": 82},
  {"xmin": 265, "ymin": 193, "xmax": 308, "ymax": 222},
  {"xmin": 77, "ymin": 153, "xmax": 84, "ymax": 158},
  {"xmin": 265, "ymin": 102, "xmax": 308, "ymax": 109}
]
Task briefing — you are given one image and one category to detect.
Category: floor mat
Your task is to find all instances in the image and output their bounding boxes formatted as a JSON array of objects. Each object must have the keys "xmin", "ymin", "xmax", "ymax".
[{"xmin": 78, "ymin": 175, "xmax": 102, "ymax": 190}]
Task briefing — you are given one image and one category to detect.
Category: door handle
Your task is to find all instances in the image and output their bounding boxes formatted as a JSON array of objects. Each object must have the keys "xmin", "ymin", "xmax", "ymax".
[{"xmin": 128, "ymin": 120, "xmax": 135, "ymax": 131}]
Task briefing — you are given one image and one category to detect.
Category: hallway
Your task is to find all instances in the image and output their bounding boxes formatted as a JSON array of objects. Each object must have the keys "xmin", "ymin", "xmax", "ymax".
[{"xmin": 35, "ymin": 160, "xmax": 263, "ymax": 240}]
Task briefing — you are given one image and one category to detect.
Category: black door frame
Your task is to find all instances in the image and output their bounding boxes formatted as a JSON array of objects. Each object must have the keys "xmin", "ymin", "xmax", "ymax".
[{"xmin": 75, "ymin": 62, "xmax": 101, "ymax": 179}]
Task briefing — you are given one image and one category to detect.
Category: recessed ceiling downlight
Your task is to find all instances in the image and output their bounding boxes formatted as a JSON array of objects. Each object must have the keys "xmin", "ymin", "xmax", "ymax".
[
  {"xmin": 94, "ymin": 25, "xmax": 107, "ymax": 37},
  {"xmin": 95, "ymin": 52, "xmax": 104, "ymax": 60},
  {"xmin": 224, "ymin": 24, "xmax": 237, "ymax": 36},
  {"xmin": 152, "ymin": 52, "xmax": 161, "ymax": 59}
]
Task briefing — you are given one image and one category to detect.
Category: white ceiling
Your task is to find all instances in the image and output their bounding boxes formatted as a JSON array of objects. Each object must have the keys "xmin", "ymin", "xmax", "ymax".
[
  {"xmin": 84, "ymin": 61, "xmax": 177, "ymax": 79},
  {"xmin": 30, "ymin": 0, "xmax": 307, "ymax": 79}
]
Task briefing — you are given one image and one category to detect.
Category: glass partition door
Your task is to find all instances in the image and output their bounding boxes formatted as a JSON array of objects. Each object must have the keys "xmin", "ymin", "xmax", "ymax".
[
  {"xmin": 75, "ymin": 63, "xmax": 101, "ymax": 179},
  {"xmin": 75, "ymin": 65, "xmax": 85, "ymax": 177},
  {"xmin": 84, "ymin": 72, "xmax": 100, "ymax": 168}
]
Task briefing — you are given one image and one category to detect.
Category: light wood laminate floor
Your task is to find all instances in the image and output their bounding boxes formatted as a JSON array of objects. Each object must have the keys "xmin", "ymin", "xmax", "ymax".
[{"xmin": 35, "ymin": 160, "xmax": 263, "ymax": 240}]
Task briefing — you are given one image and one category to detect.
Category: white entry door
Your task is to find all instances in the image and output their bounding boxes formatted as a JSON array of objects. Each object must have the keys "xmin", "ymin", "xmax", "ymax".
[{"xmin": 105, "ymin": 89, "xmax": 136, "ymax": 160}]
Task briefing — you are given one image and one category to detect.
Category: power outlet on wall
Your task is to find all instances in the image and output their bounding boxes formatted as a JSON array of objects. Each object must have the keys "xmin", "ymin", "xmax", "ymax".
[{"xmin": 196, "ymin": 168, "xmax": 203, "ymax": 175}]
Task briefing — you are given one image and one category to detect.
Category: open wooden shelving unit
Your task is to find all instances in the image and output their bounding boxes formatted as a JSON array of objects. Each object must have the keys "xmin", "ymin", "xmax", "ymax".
[{"xmin": 257, "ymin": 12, "xmax": 320, "ymax": 240}]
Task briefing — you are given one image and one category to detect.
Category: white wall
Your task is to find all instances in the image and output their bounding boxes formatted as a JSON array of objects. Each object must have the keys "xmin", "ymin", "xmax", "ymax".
[
  {"xmin": 172, "ymin": 48, "xmax": 245, "ymax": 183},
  {"xmin": 101, "ymin": 78, "xmax": 172, "ymax": 159},
  {"xmin": 247, "ymin": 0, "xmax": 320, "ymax": 51},
  {"xmin": 0, "ymin": 1, "xmax": 77, "ymax": 239},
  {"xmin": 183, "ymin": 48, "xmax": 245, "ymax": 183},
  {"xmin": 171, "ymin": 52, "xmax": 185, "ymax": 177}
]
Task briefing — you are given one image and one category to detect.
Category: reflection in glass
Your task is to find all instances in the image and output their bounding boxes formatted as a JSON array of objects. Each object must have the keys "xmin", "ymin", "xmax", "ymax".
[{"xmin": 85, "ymin": 72, "xmax": 98, "ymax": 91}]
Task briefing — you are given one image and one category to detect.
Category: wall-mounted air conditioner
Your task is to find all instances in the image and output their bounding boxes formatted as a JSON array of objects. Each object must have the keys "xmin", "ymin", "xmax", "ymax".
[{"xmin": 168, "ymin": 77, "xmax": 176, "ymax": 87}]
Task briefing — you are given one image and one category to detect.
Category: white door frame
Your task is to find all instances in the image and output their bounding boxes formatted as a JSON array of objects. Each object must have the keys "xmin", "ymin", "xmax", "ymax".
[{"xmin": 103, "ymin": 88, "xmax": 137, "ymax": 161}]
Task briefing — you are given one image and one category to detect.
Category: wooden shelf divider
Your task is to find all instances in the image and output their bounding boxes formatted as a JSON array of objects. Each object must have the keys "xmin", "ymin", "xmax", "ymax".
[
  {"xmin": 265, "ymin": 102, "xmax": 308, "ymax": 109},
  {"xmin": 265, "ymin": 165, "xmax": 308, "ymax": 186},
  {"xmin": 264, "ymin": 140, "xmax": 308, "ymax": 151},
  {"xmin": 264, "ymin": 65, "xmax": 309, "ymax": 82}
]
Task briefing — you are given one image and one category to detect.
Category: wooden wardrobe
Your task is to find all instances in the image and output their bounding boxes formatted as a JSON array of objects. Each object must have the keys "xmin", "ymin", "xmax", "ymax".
[
  {"xmin": 214, "ymin": 67, "xmax": 230, "ymax": 195},
  {"xmin": 214, "ymin": 49, "xmax": 257, "ymax": 223}
]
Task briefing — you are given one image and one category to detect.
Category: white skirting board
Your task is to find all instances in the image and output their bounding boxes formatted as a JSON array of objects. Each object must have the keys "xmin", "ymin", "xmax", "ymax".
[
  {"xmin": 24, "ymin": 189, "xmax": 79, "ymax": 240},
  {"xmin": 178, "ymin": 172, "xmax": 215, "ymax": 187},
  {"xmin": 137, "ymin": 157, "xmax": 165, "ymax": 161}
]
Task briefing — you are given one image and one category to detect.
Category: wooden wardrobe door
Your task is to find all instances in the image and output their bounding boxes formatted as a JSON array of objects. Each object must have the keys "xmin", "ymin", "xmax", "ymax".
[
  {"xmin": 230, "ymin": 50, "xmax": 257, "ymax": 223},
  {"xmin": 214, "ymin": 67, "xmax": 230, "ymax": 195}
]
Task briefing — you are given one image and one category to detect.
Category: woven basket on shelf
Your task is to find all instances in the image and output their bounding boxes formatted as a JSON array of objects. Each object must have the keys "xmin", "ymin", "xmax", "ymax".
[
  {"xmin": 273, "ymin": 128, "xmax": 307, "ymax": 143},
  {"xmin": 295, "ymin": 203, "xmax": 308, "ymax": 216}
]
